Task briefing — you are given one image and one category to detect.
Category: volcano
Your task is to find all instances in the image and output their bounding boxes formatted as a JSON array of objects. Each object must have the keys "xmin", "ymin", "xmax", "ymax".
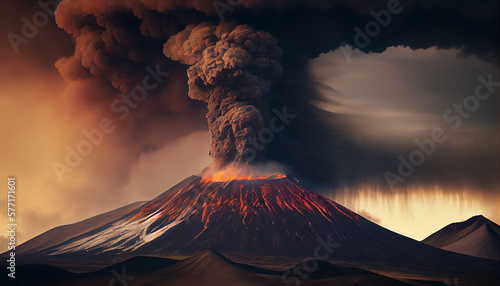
[
  {"xmin": 15, "ymin": 175, "xmax": 499, "ymax": 285},
  {"xmin": 23, "ymin": 175, "xmax": 419, "ymax": 260},
  {"xmin": 41, "ymin": 175, "xmax": 369, "ymax": 258}
]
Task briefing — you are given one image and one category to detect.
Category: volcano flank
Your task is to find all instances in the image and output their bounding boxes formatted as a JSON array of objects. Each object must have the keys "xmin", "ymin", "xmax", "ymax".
[{"xmin": 13, "ymin": 175, "xmax": 499, "ymax": 285}]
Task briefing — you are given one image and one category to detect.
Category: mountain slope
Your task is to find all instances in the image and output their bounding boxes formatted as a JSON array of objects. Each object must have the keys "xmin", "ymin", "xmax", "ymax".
[
  {"xmin": 423, "ymin": 215, "xmax": 500, "ymax": 260},
  {"xmin": 31, "ymin": 176, "xmax": 426, "ymax": 261},
  {"xmin": 15, "ymin": 201, "xmax": 146, "ymax": 255}
]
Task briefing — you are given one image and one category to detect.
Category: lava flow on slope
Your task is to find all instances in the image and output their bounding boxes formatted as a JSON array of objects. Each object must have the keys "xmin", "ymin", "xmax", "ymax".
[{"xmin": 44, "ymin": 175, "xmax": 365, "ymax": 258}]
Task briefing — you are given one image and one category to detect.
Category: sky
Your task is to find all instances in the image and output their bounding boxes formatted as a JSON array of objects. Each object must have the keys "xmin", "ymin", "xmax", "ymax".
[{"xmin": 0, "ymin": 0, "xmax": 498, "ymax": 249}]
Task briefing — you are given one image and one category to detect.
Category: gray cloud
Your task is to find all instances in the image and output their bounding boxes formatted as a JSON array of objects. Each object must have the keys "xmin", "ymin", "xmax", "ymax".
[{"xmin": 309, "ymin": 46, "xmax": 499, "ymax": 192}]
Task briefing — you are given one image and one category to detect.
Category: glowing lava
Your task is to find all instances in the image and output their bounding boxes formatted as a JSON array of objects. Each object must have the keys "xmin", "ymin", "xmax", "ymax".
[
  {"xmin": 47, "ymin": 176, "xmax": 367, "ymax": 258},
  {"xmin": 203, "ymin": 172, "xmax": 286, "ymax": 182},
  {"xmin": 201, "ymin": 165, "xmax": 286, "ymax": 182}
]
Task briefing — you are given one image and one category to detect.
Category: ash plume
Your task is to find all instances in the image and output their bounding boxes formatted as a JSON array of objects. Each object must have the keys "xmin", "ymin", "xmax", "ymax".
[
  {"xmin": 52, "ymin": 0, "xmax": 498, "ymax": 189},
  {"xmin": 164, "ymin": 21, "xmax": 283, "ymax": 168}
]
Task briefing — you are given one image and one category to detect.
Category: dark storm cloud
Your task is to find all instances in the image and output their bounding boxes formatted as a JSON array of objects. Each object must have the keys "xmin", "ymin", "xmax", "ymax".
[
  {"xmin": 309, "ymin": 46, "xmax": 499, "ymax": 193},
  {"xmin": 232, "ymin": 0, "xmax": 499, "ymax": 188},
  {"xmin": 53, "ymin": 0, "xmax": 499, "ymax": 188}
]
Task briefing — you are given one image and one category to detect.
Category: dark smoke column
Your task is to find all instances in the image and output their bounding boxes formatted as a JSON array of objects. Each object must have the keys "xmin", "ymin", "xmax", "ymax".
[{"xmin": 164, "ymin": 22, "xmax": 283, "ymax": 169}]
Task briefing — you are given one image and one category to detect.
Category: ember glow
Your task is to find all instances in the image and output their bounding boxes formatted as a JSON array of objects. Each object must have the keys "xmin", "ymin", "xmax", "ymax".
[
  {"xmin": 201, "ymin": 165, "xmax": 286, "ymax": 182},
  {"xmin": 203, "ymin": 172, "xmax": 286, "ymax": 182}
]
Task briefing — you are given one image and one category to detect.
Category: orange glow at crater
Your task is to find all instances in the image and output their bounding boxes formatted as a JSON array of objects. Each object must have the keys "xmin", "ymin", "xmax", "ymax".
[
  {"xmin": 201, "ymin": 165, "xmax": 286, "ymax": 182},
  {"xmin": 203, "ymin": 171, "xmax": 286, "ymax": 182}
]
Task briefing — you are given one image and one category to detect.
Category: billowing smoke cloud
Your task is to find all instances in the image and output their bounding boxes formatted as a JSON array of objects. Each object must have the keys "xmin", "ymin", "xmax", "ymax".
[
  {"xmin": 56, "ymin": 8, "xmax": 171, "ymax": 94},
  {"xmin": 52, "ymin": 0, "xmax": 499, "ymax": 188},
  {"xmin": 164, "ymin": 22, "xmax": 282, "ymax": 168}
]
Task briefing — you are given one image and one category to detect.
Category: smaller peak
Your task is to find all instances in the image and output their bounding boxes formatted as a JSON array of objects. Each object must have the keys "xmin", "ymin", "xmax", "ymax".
[
  {"xmin": 189, "ymin": 249, "xmax": 227, "ymax": 261},
  {"xmin": 200, "ymin": 249, "xmax": 223, "ymax": 256},
  {"xmin": 468, "ymin": 214, "xmax": 495, "ymax": 225},
  {"xmin": 466, "ymin": 214, "xmax": 486, "ymax": 221},
  {"xmin": 472, "ymin": 214, "xmax": 489, "ymax": 221}
]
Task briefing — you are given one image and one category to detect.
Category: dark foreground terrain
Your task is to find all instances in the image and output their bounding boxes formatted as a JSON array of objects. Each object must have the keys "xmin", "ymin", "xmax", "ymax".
[{"xmin": 2, "ymin": 250, "xmax": 471, "ymax": 286}]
